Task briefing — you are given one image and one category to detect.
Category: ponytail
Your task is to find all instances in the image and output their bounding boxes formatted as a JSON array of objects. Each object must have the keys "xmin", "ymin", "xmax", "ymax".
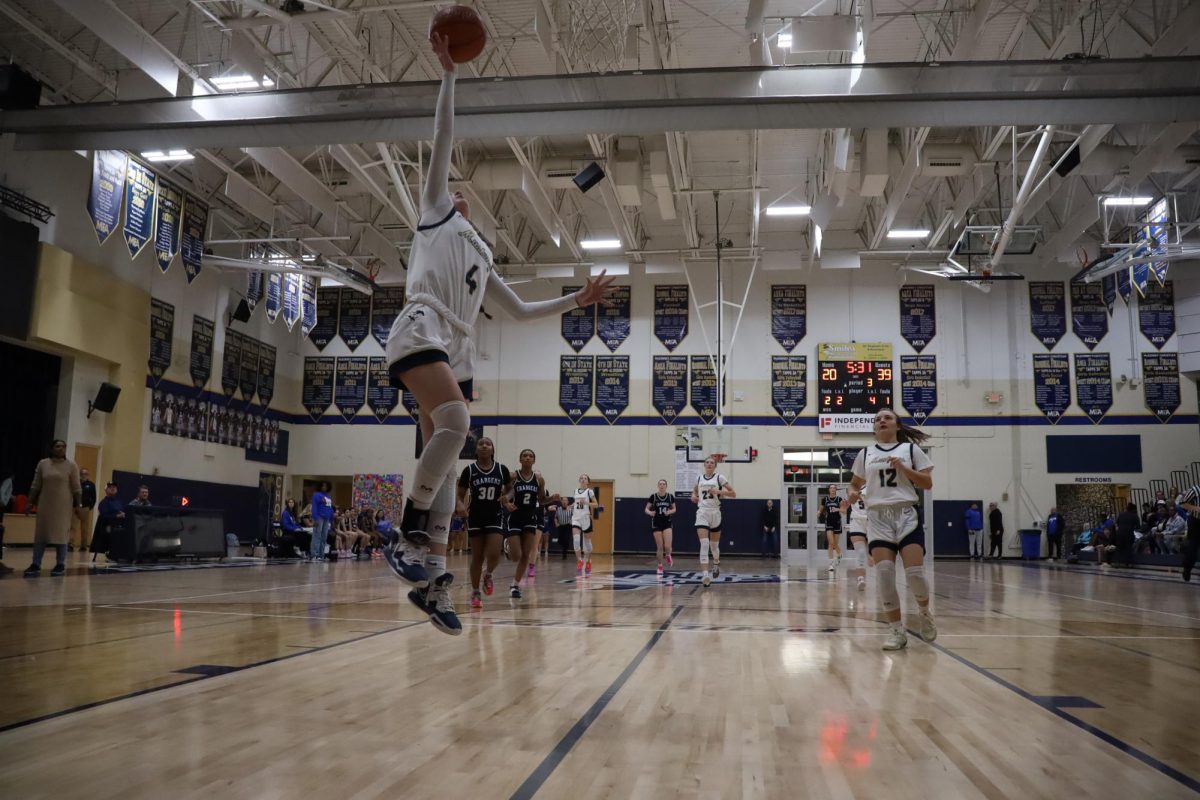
[{"xmin": 881, "ymin": 407, "xmax": 929, "ymax": 445}]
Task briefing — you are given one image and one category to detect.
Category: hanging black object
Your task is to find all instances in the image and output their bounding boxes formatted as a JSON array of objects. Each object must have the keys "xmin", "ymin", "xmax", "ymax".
[{"xmin": 573, "ymin": 162, "xmax": 605, "ymax": 193}]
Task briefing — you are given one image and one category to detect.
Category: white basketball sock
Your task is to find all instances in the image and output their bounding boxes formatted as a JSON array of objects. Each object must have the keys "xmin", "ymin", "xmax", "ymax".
[
  {"xmin": 710, "ymin": 542, "xmax": 720, "ymax": 563},
  {"xmin": 699, "ymin": 538, "xmax": 710, "ymax": 565}
]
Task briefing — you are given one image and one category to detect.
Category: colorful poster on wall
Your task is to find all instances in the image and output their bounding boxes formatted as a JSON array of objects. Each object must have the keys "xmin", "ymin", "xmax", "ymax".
[
  {"xmin": 283, "ymin": 273, "xmax": 302, "ymax": 331},
  {"xmin": 561, "ymin": 286, "xmax": 595, "ymax": 352},
  {"xmin": 339, "ymin": 290, "xmax": 371, "ymax": 351},
  {"xmin": 653, "ymin": 285, "xmax": 688, "ymax": 351},
  {"xmin": 651, "ymin": 355, "xmax": 688, "ymax": 424},
  {"xmin": 153, "ymin": 178, "xmax": 183, "ymax": 273},
  {"xmin": 1032, "ymin": 353, "xmax": 1070, "ymax": 425},
  {"xmin": 310, "ymin": 287, "xmax": 339, "ymax": 350},
  {"xmin": 559, "ymin": 355, "xmax": 594, "ymax": 424},
  {"xmin": 690, "ymin": 355, "xmax": 718, "ymax": 425},
  {"xmin": 770, "ymin": 285, "xmax": 806, "ymax": 352},
  {"xmin": 180, "ymin": 198, "xmax": 207, "ymax": 284},
  {"xmin": 1138, "ymin": 279, "xmax": 1175, "ymax": 349},
  {"xmin": 595, "ymin": 355, "xmax": 629, "ymax": 424},
  {"xmin": 265, "ymin": 272, "xmax": 282, "ymax": 323},
  {"xmin": 900, "ymin": 354, "xmax": 937, "ymax": 425},
  {"xmin": 189, "ymin": 315, "xmax": 214, "ymax": 390},
  {"xmin": 597, "ymin": 285, "xmax": 631, "ymax": 351},
  {"xmin": 147, "ymin": 298, "xmax": 174, "ymax": 385},
  {"xmin": 257, "ymin": 344, "xmax": 275, "ymax": 408},
  {"xmin": 335, "ymin": 356, "xmax": 368, "ymax": 422},
  {"xmin": 352, "ymin": 474, "xmax": 405, "ymax": 527},
  {"xmin": 87, "ymin": 150, "xmax": 127, "ymax": 245},
  {"xmin": 367, "ymin": 356, "xmax": 399, "ymax": 423},
  {"xmin": 770, "ymin": 355, "xmax": 807, "ymax": 426},
  {"xmin": 302, "ymin": 356, "xmax": 335, "ymax": 422},
  {"xmin": 1142, "ymin": 352, "xmax": 1180, "ymax": 424},
  {"xmin": 239, "ymin": 337, "xmax": 259, "ymax": 403},
  {"xmin": 370, "ymin": 286, "xmax": 406, "ymax": 347},
  {"xmin": 301, "ymin": 277, "xmax": 318, "ymax": 337},
  {"xmin": 898, "ymin": 285, "xmax": 936, "ymax": 352},
  {"xmin": 1073, "ymin": 353, "xmax": 1112, "ymax": 425},
  {"xmin": 123, "ymin": 158, "xmax": 154, "ymax": 259},
  {"xmin": 1070, "ymin": 282, "xmax": 1108, "ymax": 350},
  {"xmin": 1029, "ymin": 282, "xmax": 1066, "ymax": 350},
  {"xmin": 221, "ymin": 330, "xmax": 242, "ymax": 398}
]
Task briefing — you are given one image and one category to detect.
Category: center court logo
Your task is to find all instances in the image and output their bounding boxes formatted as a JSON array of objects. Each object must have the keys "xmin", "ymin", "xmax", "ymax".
[{"xmin": 561, "ymin": 569, "xmax": 782, "ymax": 591}]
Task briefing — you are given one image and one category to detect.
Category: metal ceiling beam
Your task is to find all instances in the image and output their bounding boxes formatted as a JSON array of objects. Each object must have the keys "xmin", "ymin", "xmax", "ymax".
[{"xmin": 0, "ymin": 1, "xmax": 118, "ymax": 96}]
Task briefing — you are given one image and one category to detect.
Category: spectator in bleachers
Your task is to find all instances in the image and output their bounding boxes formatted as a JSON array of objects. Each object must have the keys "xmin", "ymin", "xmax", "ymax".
[
  {"xmin": 1045, "ymin": 507, "xmax": 1065, "ymax": 561},
  {"xmin": 280, "ymin": 498, "xmax": 309, "ymax": 557},
  {"xmin": 374, "ymin": 509, "xmax": 393, "ymax": 545},
  {"xmin": 1157, "ymin": 504, "xmax": 1186, "ymax": 554}
]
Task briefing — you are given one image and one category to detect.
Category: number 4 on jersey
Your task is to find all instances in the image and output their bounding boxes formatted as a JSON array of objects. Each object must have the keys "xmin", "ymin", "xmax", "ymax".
[{"xmin": 465, "ymin": 264, "xmax": 480, "ymax": 294}]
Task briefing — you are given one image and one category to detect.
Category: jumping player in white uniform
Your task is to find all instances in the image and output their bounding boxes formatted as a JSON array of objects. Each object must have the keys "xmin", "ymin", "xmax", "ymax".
[
  {"xmin": 571, "ymin": 475, "xmax": 598, "ymax": 575},
  {"xmin": 644, "ymin": 479, "xmax": 676, "ymax": 576},
  {"xmin": 692, "ymin": 457, "xmax": 735, "ymax": 587},
  {"xmin": 848, "ymin": 408, "xmax": 936, "ymax": 651},
  {"xmin": 842, "ymin": 492, "xmax": 869, "ymax": 590},
  {"xmin": 383, "ymin": 33, "xmax": 616, "ymax": 635}
]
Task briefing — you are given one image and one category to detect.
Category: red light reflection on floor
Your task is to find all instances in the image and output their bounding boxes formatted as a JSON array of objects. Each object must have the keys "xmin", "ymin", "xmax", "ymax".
[
  {"xmin": 818, "ymin": 712, "xmax": 874, "ymax": 769},
  {"xmin": 174, "ymin": 608, "xmax": 182, "ymax": 641}
]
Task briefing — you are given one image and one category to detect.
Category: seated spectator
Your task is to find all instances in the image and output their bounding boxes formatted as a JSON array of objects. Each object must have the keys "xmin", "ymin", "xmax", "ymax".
[
  {"xmin": 334, "ymin": 510, "xmax": 371, "ymax": 559},
  {"xmin": 374, "ymin": 510, "xmax": 393, "ymax": 545},
  {"xmin": 128, "ymin": 485, "xmax": 152, "ymax": 507},
  {"xmin": 280, "ymin": 498, "xmax": 310, "ymax": 557},
  {"xmin": 1160, "ymin": 505, "xmax": 1187, "ymax": 553}
]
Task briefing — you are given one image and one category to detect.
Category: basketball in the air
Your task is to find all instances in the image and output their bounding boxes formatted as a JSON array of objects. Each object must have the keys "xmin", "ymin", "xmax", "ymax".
[{"xmin": 430, "ymin": 5, "xmax": 487, "ymax": 63}]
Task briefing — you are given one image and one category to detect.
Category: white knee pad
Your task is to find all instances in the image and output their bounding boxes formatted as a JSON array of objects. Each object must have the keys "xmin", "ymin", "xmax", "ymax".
[
  {"xmin": 410, "ymin": 400, "xmax": 470, "ymax": 507},
  {"xmin": 855, "ymin": 543, "xmax": 868, "ymax": 569},
  {"xmin": 710, "ymin": 542, "xmax": 720, "ymax": 562},
  {"xmin": 699, "ymin": 538, "xmax": 710, "ymax": 564},
  {"xmin": 876, "ymin": 560, "xmax": 901, "ymax": 614},
  {"xmin": 573, "ymin": 532, "xmax": 582, "ymax": 552},
  {"xmin": 583, "ymin": 537, "xmax": 593, "ymax": 556},
  {"xmin": 905, "ymin": 565, "xmax": 929, "ymax": 603}
]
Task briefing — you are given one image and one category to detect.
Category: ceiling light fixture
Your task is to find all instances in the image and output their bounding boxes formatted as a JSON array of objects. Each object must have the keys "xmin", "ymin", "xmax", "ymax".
[
  {"xmin": 141, "ymin": 149, "xmax": 193, "ymax": 163},
  {"xmin": 1102, "ymin": 196, "xmax": 1153, "ymax": 207},
  {"xmin": 777, "ymin": 31, "xmax": 793, "ymax": 49},
  {"xmin": 580, "ymin": 238, "xmax": 622, "ymax": 250},
  {"xmin": 887, "ymin": 229, "xmax": 931, "ymax": 239},
  {"xmin": 764, "ymin": 205, "xmax": 811, "ymax": 216},
  {"xmin": 212, "ymin": 74, "xmax": 275, "ymax": 90}
]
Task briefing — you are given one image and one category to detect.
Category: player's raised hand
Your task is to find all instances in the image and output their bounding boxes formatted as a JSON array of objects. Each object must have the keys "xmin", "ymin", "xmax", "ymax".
[
  {"xmin": 430, "ymin": 32, "xmax": 455, "ymax": 73},
  {"xmin": 575, "ymin": 270, "xmax": 619, "ymax": 307}
]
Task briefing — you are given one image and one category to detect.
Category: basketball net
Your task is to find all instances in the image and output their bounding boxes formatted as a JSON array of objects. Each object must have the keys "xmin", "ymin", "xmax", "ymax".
[{"xmin": 559, "ymin": 0, "xmax": 639, "ymax": 74}]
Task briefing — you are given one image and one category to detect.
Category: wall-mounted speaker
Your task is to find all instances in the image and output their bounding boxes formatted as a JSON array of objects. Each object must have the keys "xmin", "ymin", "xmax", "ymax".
[
  {"xmin": 573, "ymin": 162, "xmax": 606, "ymax": 193},
  {"xmin": 88, "ymin": 382, "xmax": 121, "ymax": 417},
  {"xmin": 1054, "ymin": 144, "xmax": 1081, "ymax": 178}
]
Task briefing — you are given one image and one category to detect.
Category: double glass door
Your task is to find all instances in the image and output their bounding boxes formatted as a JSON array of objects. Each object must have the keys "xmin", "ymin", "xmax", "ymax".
[{"xmin": 783, "ymin": 484, "xmax": 846, "ymax": 567}]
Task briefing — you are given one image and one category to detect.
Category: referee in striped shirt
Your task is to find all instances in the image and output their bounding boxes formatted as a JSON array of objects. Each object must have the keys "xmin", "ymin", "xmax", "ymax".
[{"xmin": 1177, "ymin": 485, "xmax": 1200, "ymax": 582}]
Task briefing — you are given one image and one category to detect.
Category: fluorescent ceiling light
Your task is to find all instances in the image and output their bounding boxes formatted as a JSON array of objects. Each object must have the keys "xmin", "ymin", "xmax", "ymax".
[
  {"xmin": 1102, "ymin": 196, "xmax": 1153, "ymax": 207},
  {"xmin": 580, "ymin": 238, "xmax": 622, "ymax": 250},
  {"xmin": 777, "ymin": 32, "xmax": 793, "ymax": 49},
  {"xmin": 887, "ymin": 229, "xmax": 930, "ymax": 239},
  {"xmin": 764, "ymin": 205, "xmax": 811, "ymax": 216},
  {"xmin": 212, "ymin": 74, "xmax": 275, "ymax": 90},
  {"xmin": 141, "ymin": 149, "xmax": 193, "ymax": 163},
  {"xmin": 319, "ymin": 277, "xmax": 344, "ymax": 288}
]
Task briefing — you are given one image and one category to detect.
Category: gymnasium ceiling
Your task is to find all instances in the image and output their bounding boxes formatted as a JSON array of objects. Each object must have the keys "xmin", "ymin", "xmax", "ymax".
[{"xmin": 1, "ymin": 0, "xmax": 1199, "ymax": 283}]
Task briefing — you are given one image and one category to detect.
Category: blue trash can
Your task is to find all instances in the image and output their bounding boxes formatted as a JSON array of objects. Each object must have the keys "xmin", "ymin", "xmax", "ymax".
[{"xmin": 1019, "ymin": 529, "xmax": 1042, "ymax": 560}]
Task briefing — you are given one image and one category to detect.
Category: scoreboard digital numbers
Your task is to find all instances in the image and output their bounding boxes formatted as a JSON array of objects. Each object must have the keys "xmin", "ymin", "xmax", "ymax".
[{"xmin": 817, "ymin": 342, "xmax": 894, "ymax": 433}]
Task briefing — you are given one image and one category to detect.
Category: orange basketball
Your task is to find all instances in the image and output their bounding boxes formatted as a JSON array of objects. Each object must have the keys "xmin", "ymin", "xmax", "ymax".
[{"xmin": 430, "ymin": 5, "xmax": 487, "ymax": 64}]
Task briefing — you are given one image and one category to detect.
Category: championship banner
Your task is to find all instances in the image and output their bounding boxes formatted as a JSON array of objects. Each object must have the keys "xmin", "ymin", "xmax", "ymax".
[
  {"xmin": 338, "ymin": 290, "xmax": 371, "ymax": 351},
  {"xmin": 368, "ymin": 356, "xmax": 399, "ymax": 423},
  {"xmin": 180, "ymin": 197, "xmax": 208, "ymax": 284},
  {"xmin": 301, "ymin": 277, "xmax": 318, "ymax": 337},
  {"xmin": 1070, "ymin": 282, "xmax": 1108, "ymax": 350},
  {"xmin": 651, "ymin": 355, "xmax": 688, "ymax": 424},
  {"xmin": 770, "ymin": 355, "xmax": 807, "ymax": 426},
  {"xmin": 153, "ymin": 178, "xmax": 183, "ymax": 273},
  {"xmin": 1131, "ymin": 261, "xmax": 1152, "ymax": 298},
  {"xmin": 900, "ymin": 355, "xmax": 937, "ymax": 425},
  {"xmin": 87, "ymin": 150, "xmax": 127, "ymax": 245},
  {"xmin": 561, "ymin": 286, "xmax": 595, "ymax": 352},
  {"xmin": 257, "ymin": 344, "xmax": 276, "ymax": 408},
  {"xmin": 1138, "ymin": 279, "xmax": 1175, "ymax": 349},
  {"xmin": 690, "ymin": 355, "xmax": 718, "ymax": 425},
  {"xmin": 770, "ymin": 285, "xmax": 806, "ymax": 352},
  {"xmin": 370, "ymin": 287, "xmax": 406, "ymax": 347},
  {"xmin": 310, "ymin": 287, "xmax": 339, "ymax": 349},
  {"xmin": 221, "ymin": 330, "xmax": 242, "ymax": 398},
  {"xmin": 239, "ymin": 337, "xmax": 259, "ymax": 403},
  {"xmin": 189, "ymin": 315, "xmax": 214, "ymax": 390},
  {"xmin": 282, "ymin": 272, "xmax": 301, "ymax": 331},
  {"xmin": 1146, "ymin": 198, "xmax": 1171, "ymax": 285},
  {"xmin": 1032, "ymin": 353, "xmax": 1070, "ymax": 425},
  {"xmin": 898, "ymin": 285, "xmax": 936, "ymax": 352},
  {"xmin": 595, "ymin": 355, "xmax": 630, "ymax": 424},
  {"xmin": 402, "ymin": 389, "xmax": 420, "ymax": 421},
  {"xmin": 1142, "ymin": 352, "xmax": 1180, "ymax": 424},
  {"xmin": 559, "ymin": 355, "xmax": 594, "ymax": 424},
  {"xmin": 1102, "ymin": 274, "xmax": 1117, "ymax": 314},
  {"xmin": 1073, "ymin": 353, "xmax": 1112, "ymax": 425},
  {"xmin": 302, "ymin": 357, "xmax": 335, "ymax": 422},
  {"xmin": 1029, "ymin": 282, "xmax": 1066, "ymax": 350},
  {"xmin": 147, "ymin": 298, "xmax": 174, "ymax": 385},
  {"xmin": 245, "ymin": 271, "xmax": 263, "ymax": 310},
  {"xmin": 597, "ymin": 285, "xmax": 631, "ymax": 351},
  {"xmin": 1117, "ymin": 268, "xmax": 1133, "ymax": 305},
  {"xmin": 335, "ymin": 357, "xmax": 368, "ymax": 423},
  {"xmin": 265, "ymin": 272, "xmax": 282, "ymax": 323},
  {"xmin": 653, "ymin": 285, "xmax": 688, "ymax": 351},
  {"xmin": 123, "ymin": 158, "xmax": 154, "ymax": 258}
]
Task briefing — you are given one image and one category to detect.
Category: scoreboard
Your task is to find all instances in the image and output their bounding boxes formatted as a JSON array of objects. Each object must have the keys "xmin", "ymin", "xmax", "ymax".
[{"xmin": 817, "ymin": 342, "xmax": 894, "ymax": 433}]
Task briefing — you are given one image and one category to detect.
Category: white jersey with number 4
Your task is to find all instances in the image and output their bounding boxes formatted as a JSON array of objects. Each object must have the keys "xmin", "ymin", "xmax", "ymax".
[
  {"xmin": 405, "ymin": 210, "xmax": 493, "ymax": 334},
  {"xmin": 695, "ymin": 473, "xmax": 728, "ymax": 510},
  {"xmin": 852, "ymin": 442, "xmax": 933, "ymax": 508}
]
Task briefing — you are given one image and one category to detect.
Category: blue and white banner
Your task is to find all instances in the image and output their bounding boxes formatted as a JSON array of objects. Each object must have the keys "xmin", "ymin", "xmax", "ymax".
[
  {"xmin": 595, "ymin": 355, "xmax": 630, "ymax": 424},
  {"xmin": 88, "ymin": 150, "xmax": 127, "ymax": 245},
  {"xmin": 147, "ymin": 298, "xmax": 174, "ymax": 385},
  {"xmin": 221, "ymin": 330, "xmax": 241, "ymax": 399},
  {"xmin": 301, "ymin": 277, "xmax": 318, "ymax": 337},
  {"xmin": 1142, "ymin": 352, "xmax": 1180, "ymax": 424},
  {"xmin": 1138, "ymin": 279, "xmax": 1174, "ymax": 349},
  {"xmin": 123, "ymin": 158, "xmax": 154, "ymax": 258},
  {"xmin": 310, "ymin": 287, "xmax": 339, "ymax": 349},
  {"xmin": 189, "ymin": 315, "xmax": 214, "ymax": 390},
  {"xmin": 1102, "ymin": 274, "xmax": 1117, "ymax": 314},
  {"xmin": 1117, "ymin": 268, "xmax": 1133, "ymax": 305},
  {"xmin": 1028, "ymin": 281, "xmax": 1066, "ymax": 350},
  {"xmin": 302, "ymin": 356, "xmax": 335, "ymax": 422},
  {"xmin": 653, "ymin": 285, "xmax": 688, "ymax": 351},
  {"xmin": 1032, "ymin": 353, "xmax": 1070, "ymax": 425},
  {"xmin": 561, "ymin": 286, "xmax": 595, "ymax": 352},
  {"xmin": 367, "ymin": 356, "xmax": 399, "ymax": 423},
  {"xmin": 257, "ymin": 344, "xmax": 275, "ymax": 409},
  {"xmin": 282, "ymin": 273, "xmax": 302, "ymax": 331},
  {"xmin": 651, "ymin": 355, "xmax": 688, "ymax": 424},
  {"xmin": 334, "ymin": 356, "xmax": 368, "ymax": 423},
  {"xmin": 770, "ymin": 285, "xmax": 806, "ymax": 352},
  {"xmin": 559, "ymin": 355, "xmax": 594, "ymax": 424},
  {"xmin": 898, "ymin": 285, "xmax": 935, "ymax": 353},
  {"xmin": 900, "ymin": 354, "xmax": 937, "ymax": 425},
  {"xmin": 690, "ymin": 355, "xmax": 718, "ymax": 425},
  {"xmin": 1073, "ymin": 352, "xmax": 1112, "ymax": 425},
  {"xmin": 265, "ymin": 272, "xmax": 282, "ymax": 323},
  {"xmin": 597, "ymin": 285, "xmax": 631, "ymax": 351},
  {"xmin": 153, "ymin": 178, "xmax": 183, "ymax": 274},
  {"xmin": 370, "ymin": 287, "xmax": 405, "ymax": 347},
  {"xmin": 1070, "ymin": 281, "xmax": 1107, "ymax": 350},
  {"xmin": 245, "ymin": 271, "xmax": 263, "ymax": 310},
  {"xmin": 180, "ymin": 197, "xmax": 207, "ymax": 284},
  {"xmin": 402, "ymin": 388, "xmax": 420, "ymax": 421},
  {"xmin": 338, "ymin": 290, "xmax": 371, "ymax": 351},
  {"xmin": 239, "ymin": 337, "xmax": 259, "ymax": 403},
  {"xmin": 770, "ymin": 355, "xmax": 807, "ymax": 426}
]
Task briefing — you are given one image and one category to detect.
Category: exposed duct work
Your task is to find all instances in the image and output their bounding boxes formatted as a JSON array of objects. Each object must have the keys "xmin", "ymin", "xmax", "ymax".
[
  {"xmin": 860, "ymin": 128, "xmax": 888, "ymax": 196},
  {"xmin": 612, "ymin": 137, "xmax": 643, "ymax": 206},
  {"xmin": 649, "ymin": 148, "xmax": 675, "ymax": 221}
]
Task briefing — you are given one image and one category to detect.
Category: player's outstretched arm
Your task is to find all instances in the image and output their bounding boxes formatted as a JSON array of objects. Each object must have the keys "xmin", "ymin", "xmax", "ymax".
[
  {"xmin": 485, "ymin": 269, "xmax": 618, "ymax": 321},
  {"xmin": 421, "ymin": 33, "xmax": 456, "ymax": 218}
]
